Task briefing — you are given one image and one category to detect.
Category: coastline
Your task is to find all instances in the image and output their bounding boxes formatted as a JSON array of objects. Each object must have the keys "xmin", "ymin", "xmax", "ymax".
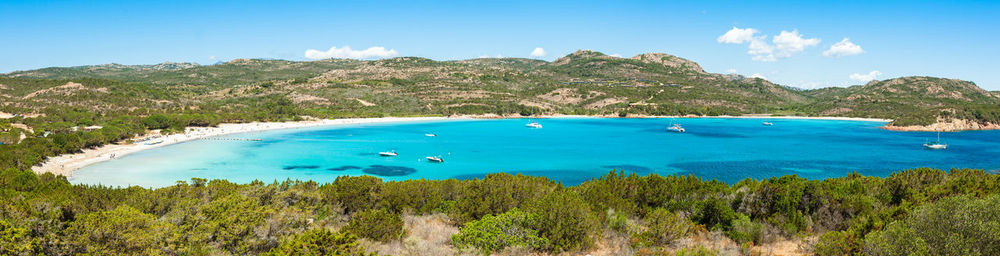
[
  {"xmin": 31, "ymin": 116, "xmax": 453, "ymax": 178},
  {"xmin": 26, "ymin": 114, "xmax": 922, "ymax": 178}
]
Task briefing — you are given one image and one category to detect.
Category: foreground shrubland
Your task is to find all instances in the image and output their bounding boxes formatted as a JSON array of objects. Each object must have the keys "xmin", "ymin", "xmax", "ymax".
[{"xmin": 1, "ymin": 167, "xmax": 998, "ymax": 255}]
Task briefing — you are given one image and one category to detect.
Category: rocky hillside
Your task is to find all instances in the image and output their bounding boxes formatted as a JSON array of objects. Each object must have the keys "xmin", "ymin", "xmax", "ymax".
[{"xmin": 3, "ymin": 51, "xmax": 998, "ymax": 130}]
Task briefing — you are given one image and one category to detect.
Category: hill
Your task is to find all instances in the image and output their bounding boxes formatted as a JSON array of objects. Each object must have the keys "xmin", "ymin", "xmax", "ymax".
[{"xmin": 2, "ymin": 50, "xmax": 998, "ymax": 133}]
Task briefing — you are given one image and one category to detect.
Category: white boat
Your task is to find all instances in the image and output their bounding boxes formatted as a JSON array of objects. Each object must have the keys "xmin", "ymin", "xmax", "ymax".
[
  {"xmin": 144, "ymin": 139, "xmax": 164, "ymax": 145},
  {"xmin": 426, "ymin": 156, "xmax": 444, "ymax": 162},
  {"xmin": 667, "ymin": 124, "xmax": 685, "ymax": 133},
  {"xmin": 526, "ymin": 121, "xmax": 543, "ymax": 128},
  {"xmin": 425, "ymin": 134, "xmax": 437, "ymax": 137},
  {"xmin": 379, "ymin": 151, "xmax": 398, "ymax": 156},
  {"xmin": 924, "ymin": 131, "xmax": 947, "ymax": 150},
  {"xmin": 762, "ymin": 122, "xmax": 774, "ymax": 126},
  {"xmin": 923, "ymin": 143, "xmax": 947, "ymax": 150}
]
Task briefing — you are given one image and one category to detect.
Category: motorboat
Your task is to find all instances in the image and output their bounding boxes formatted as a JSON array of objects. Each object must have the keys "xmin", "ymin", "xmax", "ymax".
[
  {"xmin": 425, "ymin": 134, "xmax": 437, "ymax": 137},
  {"xmin": 762, "ymin": 122, "xmax": 774, "ymax": 126},
  {"xmin": 667, "ymin": 123, "xmax": 685, "ymax": 133},
  {"xmin": 525, "ymin": 121, "xmax": 543, "ymax": 128},
  {"xmin": 379, "ymin": 150, "xmax": 398, "ymax": 156},
  {"xmin": 426, "ymin": 156, "xmax": 444, "ymax": 162}
]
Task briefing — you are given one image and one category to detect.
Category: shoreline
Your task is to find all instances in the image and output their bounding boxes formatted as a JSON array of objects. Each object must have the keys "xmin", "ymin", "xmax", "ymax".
[
  {"xmin": 32, "ymin": 117, "xmax": 453, "ymax": 178},
  {"xmin": 26, "ymin": 114, "xmax": 931, "ymax": 178}
]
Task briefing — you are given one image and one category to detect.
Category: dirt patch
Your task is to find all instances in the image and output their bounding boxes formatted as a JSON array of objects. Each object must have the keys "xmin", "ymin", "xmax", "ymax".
[
  {"xmin": 288, "ymin": 92, "xmax": 330, "ymax": 105},
  {"xmin": 23, "ymin": 82, "xmax": 107, "ymax": 99},
  {"xmin": 363, "ymin": 214, "xmax": 458, "ymax": 256},
  {"xmin": 585, "ymin": 97, "xmax": 627, "ymax": 109},
  {"xmin": 354, "ymin": 98, "xmax": 376, "ymax": 106},
  {"xmin": 820, "ymin": 107, "xmax": 853, "ymax": 115},
  {"xmin": 538, "ymin": 88, "xmax": 587, "ymax": 105}
]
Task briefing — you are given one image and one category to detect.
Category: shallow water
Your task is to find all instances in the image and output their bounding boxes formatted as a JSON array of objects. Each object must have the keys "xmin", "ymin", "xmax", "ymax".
[{"xmin": 71, "ymin": 118, "xmax": 1000, "ymax": 187}]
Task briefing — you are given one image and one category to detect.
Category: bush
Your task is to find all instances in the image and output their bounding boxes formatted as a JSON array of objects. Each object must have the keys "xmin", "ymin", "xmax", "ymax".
[
  {"xmin": 636, "ymin": 208, "xmax": 691, "ymax": 246},
  {"xmin": 812, "ymin": 231, "xmax": 857, "ymax": 256},
  {"xmin": 64, "ymin": 205, "xmax": 168, "ymax": 255},
  {"xmin": 693, "ymin": 198, "xmax": 736, "ymax": 230},
  {"xmin": 863, "ymin": 222, "xmax": 930, "ymax": 256},
  {"xmin": 864, "ymin": 195, "xmax": 1000, "ymax": 255},
  {"xmin": 0, "ymin": 220, "xmax": 36, "ymax": 255},
  {"xmin": 451, "ymin": 209, "xmax": 549, "ymax": 254},
  {"xmin": 264, "ymin": 229, "xmax": 375, "ymax": 256},
  {"xmin": 726, "ymin": 214, "xmax": 762, "ymax": 244},
  {"xmin": 527, "ymin": 190, "xmax": 599, "ymax": 252},
  {"xmin": 344, "ymin": 209, "xmax": 405, "ymax": 242}
]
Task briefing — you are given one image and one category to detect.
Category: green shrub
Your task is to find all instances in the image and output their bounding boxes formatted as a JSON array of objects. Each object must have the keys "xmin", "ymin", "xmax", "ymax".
[
  {"xmin": 344, "ymin": 209, "xmax": 405, "ymax": 242},
  {"xmin": 864, "ymin": 195, "xmax": 1000, "ymax": 255},
  {"xmin": 0, "ymin": 220, "xmax": 36, "ymax": 255},
  {"xmin": 726, "ymin": 214, "xmax": 762, "ymax": 244},
  {"xmin": 527, "ymin": 190, "xmax": 599, "ymax": 252},
  {"xmin": 693, "ymin": 198, "xmax": 736, "ymax": 230},
  {"xmin": 636, "ymin": 208, "xmax": 691, "ymax": 246},
  {"xmin": 863, "ymin": 222, "xmax": 930, "ymax": 256},
  {"xmin": 812, "ymin": 231, "xmax": 857, "ymax": 256},
  {"xmin": 64, "ymin": 205, "xmax": 169, "ymax": 255},
  {"xmin": 265, "ymin": 229, "xmax": 374, "ymax": 256},
  {"xmin": 451, "ymin": 209, "xmax": 549, "ymax": 254}
]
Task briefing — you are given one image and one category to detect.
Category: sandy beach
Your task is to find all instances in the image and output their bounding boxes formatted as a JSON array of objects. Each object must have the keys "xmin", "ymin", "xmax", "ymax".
[
  {"xmin": 31, "ymin": 116, "xmax": 451, "ymax": 177},
  {"xmin": 31, "ymin": 114, "xmax": 896, "ymax": 178}
]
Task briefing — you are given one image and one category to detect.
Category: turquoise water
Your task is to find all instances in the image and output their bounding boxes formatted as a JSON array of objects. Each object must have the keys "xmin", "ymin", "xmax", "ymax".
[{"xmin": 71, "ymin": 118, "xmax": 1000, "ymax": 187}]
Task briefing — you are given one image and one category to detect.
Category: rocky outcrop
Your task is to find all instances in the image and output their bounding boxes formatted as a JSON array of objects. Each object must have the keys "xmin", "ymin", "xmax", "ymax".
[
  {"xmin": 883, "ymin": 118, "xmax": 1000, "ymax": 132},
  {"xmin": 630, "ymin": 53, "xmax": 705, "ymax": 73}
]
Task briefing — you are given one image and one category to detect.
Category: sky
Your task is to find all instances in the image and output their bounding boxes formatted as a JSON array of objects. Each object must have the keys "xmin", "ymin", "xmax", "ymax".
[{"xmin": 1, "ymin": 0, "xmax": 998, "ymax": 90}]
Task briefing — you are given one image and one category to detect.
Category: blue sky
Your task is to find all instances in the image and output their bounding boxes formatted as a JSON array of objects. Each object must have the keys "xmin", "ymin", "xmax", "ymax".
[{"xmin": 1, "ymin": 0, "xmax": 998, "ymax": 90}]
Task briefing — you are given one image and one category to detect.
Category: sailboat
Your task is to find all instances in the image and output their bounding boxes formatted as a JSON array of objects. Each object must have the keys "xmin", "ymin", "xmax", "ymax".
[
  {"xmin": 525, "ymin": 106, "xmax": 543, "ymax": 128},
  {"xmin": 924, "ymin": 130, "xmax": 948, "ymax": 150},
  {"xmin": 666, "ymin": 105, "xmax": 685, "ymax": 133},
  {"xmin": 761, "ymin": 107, "xmax": 774, "ymax": 126}
]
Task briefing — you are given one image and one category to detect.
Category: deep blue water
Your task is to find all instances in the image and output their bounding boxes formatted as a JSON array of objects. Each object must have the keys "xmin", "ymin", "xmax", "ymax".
[{"xmin": 71, "ymin": 118, "xmax": 1000, "ymax": 187}]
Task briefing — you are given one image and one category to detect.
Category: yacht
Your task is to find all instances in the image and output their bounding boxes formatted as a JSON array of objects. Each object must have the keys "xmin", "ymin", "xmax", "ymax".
[
  {"xmin": 425, "ymin": 133, "xmax": 437, "ymax": 137},
  {"xmin": 379, "ymin": 150, "xmax": 398, "ymax": 157},
  {"xmin": 667, "ymin": 123, "xmax": 685, "ymax": 133},
  {"xmin": 762, "ymin": 122, "xmax": 774, "ymax": 126},
  {"xmin": 426, "ymin": 156, "xmax": 444, "ymax": 162},
  {"xmin": 526, "ymin": 121, "xmax": 543, "ymax": 128}
]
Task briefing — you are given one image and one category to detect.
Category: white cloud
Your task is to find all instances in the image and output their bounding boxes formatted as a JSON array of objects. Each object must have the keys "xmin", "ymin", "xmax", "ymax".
[
  {"xmin": 609, "ymin": 53, "xmax": 623, "ymax": 58},
  {"xmin": 530, "ymin": 47, "xmax": 546, "ymax": 57},
  {"xmin": 849, "ymin": 70, "xmax": 882, "ymax": 82},
  {"xmin": 717, "ymin": 27, "xmax": 759, "ymax": 44},
  {"xmin": 209, "ymin": 55, "xmax": 217, "ymax": 61},
  {"xmin": 725, "ymin": 68, "xmax": 737, "ymax": 74},
  {"xmin": 750, "ymin": 73, "xmax": 767, "ymax": 79},
  {"xmin": 478, "ymin": 54, "xmax": 504, "ymax": 58},
  {"xmin": 823, "ymin": 38, "xmax": 864, "ymax": 57},
  {"xmin": 718, "ymin": 28, "xmax": 820, "ymax": 62},
  {"xmin": 304, "ymin": 45, "xmax": 399, "ymax": 60},
  {"xmin": 772, "ymin": 30, "xmax": 820, "ymax": 58}
]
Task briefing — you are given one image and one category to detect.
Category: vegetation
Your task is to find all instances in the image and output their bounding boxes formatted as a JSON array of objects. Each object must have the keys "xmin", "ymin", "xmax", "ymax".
[
  {"xmin": 2, "ymin": 51, "xmax": 999, "ymax": 254},
  {"xmin": 0, "ymin": 167, "xmax": 998, "ymax": 255}
]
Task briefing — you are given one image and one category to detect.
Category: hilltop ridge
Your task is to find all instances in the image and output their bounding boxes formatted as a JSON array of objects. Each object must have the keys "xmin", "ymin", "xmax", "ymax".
[{"xmin": 2, "ymin": 50, "xmax": 998, "ymax": 131}]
